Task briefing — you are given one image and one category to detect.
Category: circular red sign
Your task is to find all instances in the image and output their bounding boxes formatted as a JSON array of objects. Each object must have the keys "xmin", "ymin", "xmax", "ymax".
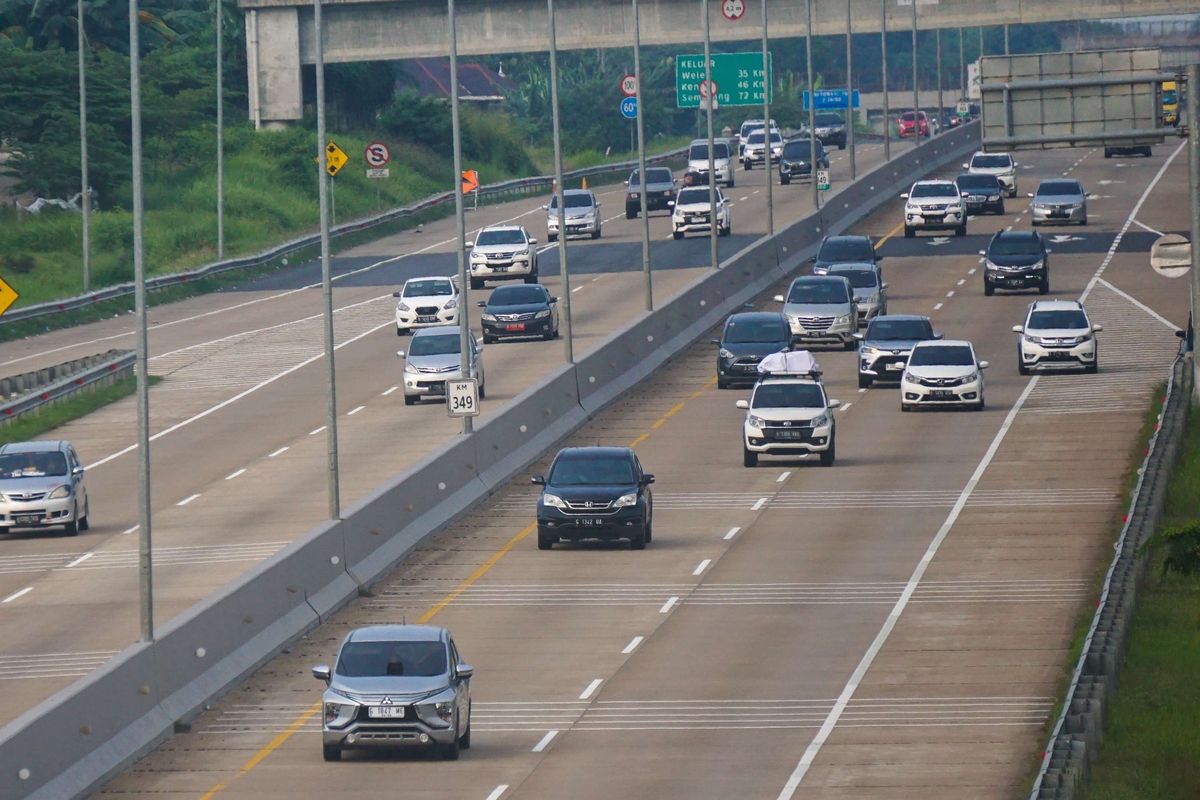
[
  {"xmin": 364, "ymin": 141, "xmax": 391, "ymax": 168},
  {"xmin": 698, "ymin": 80, "xmax": 718, "ymax": 99},
  {"xmin": 620, "ymin": 74, "xmax": 638, "ymax": 97},
  {"xmin": 721, "ymin": 0, "xmax": 746, "ymax": 21}
]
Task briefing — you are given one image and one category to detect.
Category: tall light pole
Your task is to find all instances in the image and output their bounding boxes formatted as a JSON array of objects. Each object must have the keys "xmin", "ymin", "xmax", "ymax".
[
  {"xmin": 129, "ymin": 0, "xmax": 153, "ymax": 642},
  {"xmin": 314, "ymin": 0, "xmax": 340, "ymax": 519},
  {"xmin": 805, "ymin": 0, "xmax": 818, "ymax": 208},
  {"xmin": 703, "ymin": 0, "xmax": 718, "ymax": 270},
  {"xmin": 935, "ymin": 28, "xmax": 942, "ymax": 135},
  {"xmin": 78, "ymin": 0, "xmax": 90, "ymax": 293},
  {"xmin": 881, "ymin": 0, "xmax": 890, "ymax": 161},
  {"xmin": 761, "ymin": 0, "xmax": 773, "ymax": 235},
  {"xmin": 216, "ymin": 0, "xmax": 225, "ymax": 260},
  {"xmin": 1187, "ymin": 63, "xmax": 1200, "ymax": 403},
  {"xmin": 633, "ymin": 0, "xmax": 653, "ymax": 309},
  {"xmin": 959, "ymin": 26, "xmax": 965, "ymax": 98},
  {"xmin": 846, "ymin": 0, "xmax": 856, "ymax": 180},
  {"xmin": 448, "ymin": 0, "xmax": 473, "ymax": 433},
  {"xmin": 911, "ymin": 0, "xmax": 920, "ymax": 149},
  {"xmin": 548, "ymin": 0, "xmax": 574, "ymax": 361}
]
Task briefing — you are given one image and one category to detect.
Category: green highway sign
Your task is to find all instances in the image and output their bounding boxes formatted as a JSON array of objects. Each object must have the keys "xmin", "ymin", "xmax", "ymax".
[{"xmin": 676, "ymin": 52, "xmax": 772, "ymax": 108}]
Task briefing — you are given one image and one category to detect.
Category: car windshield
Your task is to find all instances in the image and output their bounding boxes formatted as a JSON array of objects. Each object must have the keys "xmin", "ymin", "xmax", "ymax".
[
  {"xmin": 1029, "ymin": 310, "xmax": 1088, "ymax": 329},
  {"xmin": 335, "ymin": 640, "xmax": 447, "ymax": 678},
  {"xmin": 408, "ymin": 334, "xmax": 460, "ymax": 356},
  {"xmin": 741, "ymin": 122, "xmax": 764, "ymax": 136},
  {"xmin": 677, "ymin": 187, "xmax": 717, "ymax": 205},
  {"xmin": 900, "ymin": 112, "xmax": 921, "ymax": 121},
  {"xmin": 909, "ymin": 345, "xmax": 973, "ymax": 366},
  {"xmin": 475, "ymin": 229, "xmax": 527, "ymax": 246},
  {"xmin": 1036, "ymin": 181, "xmax": 1083, "ymax": 197},
  {"xmin": 786, "ymin": 281, "xmax": 849, "ymax": 304},
  {"xmin": 867, "ymin": 319, "xmax": 932, "ymax": 340},
  {"xmin": 0, "ymin": 452, "xmax": 68, "ymax": 478},
  {"xmin": 782, "ymin": 140, "xmax": 817, "ymax": 158},
  {"xmin": 989, "ymin": 235, "xmax": 1041, "ymax": 256},
  {"xmin": 828, "ymin": 268, "xmax": 878, "ymax": 289},
  {"xmin": 689, "ymin": 143, "xmax": 730, "ymax": 160},
  {"xmin": 549, "ymin": 456, "xmax": 635, "ymax": 486},
  {"xmin": 724, "ymin": 319, "xmax": 787, "ymax": 343},
  {"xmin": 490, "ymin": 286, "xmax": 546, "ymax": 306},
  {"xmin": 550, "ymin": 194, "xmax": 594, "ymax": 209},
  {"xmin": 628, "ymin": 168, "xmax": 672, "ymax": 186},
  {"xmin": 972, "ymin": 155, "xmax": 1012, "ymax": 169},
  {"xmin": 747, "ymin": 131, "xmax": 782, "ymax": 145},
  {"xmin": 956, "ymin": 174, "xmax": 999, "ymax": 190},
  {"xmin": 910, "ymin": 183, "xmax": 958, "ymax": 198},
  {"xmin": 403, "ymin": 279, "xmax": 453, "ymax": 298},
  {"xmin": 818, "ymin": 238, "xmax": 873, "ymax": 262},
  {"xmin": 815, "ymin": 113, "xmax": 843, "ymax": 125},
  {"xmin": 751, "ymin": 383, "xmax": 825, "ymax": 409}
]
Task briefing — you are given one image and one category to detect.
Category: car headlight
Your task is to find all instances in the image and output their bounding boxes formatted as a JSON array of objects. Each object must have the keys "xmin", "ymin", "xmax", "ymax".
[
  {"xmin": 415, "ymin": 699, "xmax": 454, "ymax": 728},
  {"xmin": 481, "ymin": 313, "xmax": 496, "ymax": 322},
  {"xmin": 906, "ymin": 204, "xmax": 920, "ymax": 213},
  {"xmin": 628, "ymin": 193, "xmax": 639, "ymax": 200},
  {"xmin": 541, "ymin": 492, "xmax": 567, "ymax": 509},
  {"xmin": 860, "ymin": 345, "xmax": 880, "ymax": 357},
  {"xmin": 396, "ymin": 302, "xmax": 410, "ymax": 312},
  {"xmin": 746, "ymin": 414, "xmax": 767, "ymax": 428},
  {"xmin": 444, "ymin": 298, "xmax": 458, "ymax": 310},
  {"xmin": 47, "ymin": 485, "xmax": 71, "ymax": 500},
  {"xmin": 962, "ymin": 371, "xmax": 980, "ymax": 384},
  {"xmin": 1024, "ymin": 334, "xmax": 1046, "ymax": 345},
  {"xmin": 534, "ymin": 309, "xmax": 551, "ymax": 319},
  {"xmin": 834, "ymin": 315, "xmax": 851, "ymax": 325},
  {"xmin": 404, "ymin": 362, "xmax": 420, "ymax": 374},
  {"xmin": 719, "ymin": 348, "xmax": 734, "ymax": 360},
  {"xmin": 613, "ymin": 492, "xmax": 638, "ymax": 508},
  {"xmin": 810, "ymin": 413, "xmax": 830, "ymax": 428},
  {"xmin": 1030, "ymin": 259, "xmax": 1044, "ymax": 270},
  {"xmin": 470, "ymin": 251, "xmax": 485, "ymax": 262},
  {"xmin": 987, "ymin": 194, "xmax": 999, "ymax": 201},
  {"xmin": 324, "ymin": 701, "xmax": 355, "ymax": 726}
]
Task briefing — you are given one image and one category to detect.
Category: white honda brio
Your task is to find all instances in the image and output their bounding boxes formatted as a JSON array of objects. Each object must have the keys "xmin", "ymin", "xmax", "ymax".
[{"xmin": 900, "ymin": 339, "xmax": 989, "ymax": 412}]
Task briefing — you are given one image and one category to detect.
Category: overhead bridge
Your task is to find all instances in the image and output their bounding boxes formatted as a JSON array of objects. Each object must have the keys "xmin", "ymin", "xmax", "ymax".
[{"xmin": 237, "ymin": 0, "xmax": 1194, "ymax": 125}]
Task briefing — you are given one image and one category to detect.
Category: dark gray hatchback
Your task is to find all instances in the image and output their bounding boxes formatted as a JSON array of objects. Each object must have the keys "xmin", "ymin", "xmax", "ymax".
[{"xmin": 712, "ymin": 312, "xmax": 791, "ymax": 389}]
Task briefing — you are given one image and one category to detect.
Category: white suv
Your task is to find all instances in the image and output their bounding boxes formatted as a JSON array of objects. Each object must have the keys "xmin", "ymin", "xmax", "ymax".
[
  {"xmin": 964, "ymin": 151, "xmax": 1019, "ymax": 198},
  {"xmin": 1013, "ymin": 300, "xmax": 1102, "ymax": 375},
  {"xmin": 393, "ymin": 276, "xmax": 459, "ymax": 336},
  {"xmin": 687, "ymin": 139, "xmax": 735, "ymax": 188},
  {"xmin": 902, "ymin": 180, "xmax": 967, "ymax": 238},
  {"xmin": 901, "ymin": 339, "xmax": 989, "ymax": 412},
  {"xmin": 671, "ymin": 185, "xmax": 731, "ymax": 239},
  {"xmin": 736, "ymin": 376, "xmax": 839, "ymax": 467},
  {"xmin": 467, "ymin": 225, "xmax": 538, "ymax": 290}
]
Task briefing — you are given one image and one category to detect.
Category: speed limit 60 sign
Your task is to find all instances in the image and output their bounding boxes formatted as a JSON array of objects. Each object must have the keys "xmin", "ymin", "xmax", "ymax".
[{"xmin": 446, "ymin": 378, "xmax": 480, "ymax": 418}]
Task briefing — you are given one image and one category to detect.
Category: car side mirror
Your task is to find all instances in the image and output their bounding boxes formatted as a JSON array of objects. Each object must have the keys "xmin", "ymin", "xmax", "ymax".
[
  {"xmin": 476, "ymin": 300, "xmax": 487, "ymax": 308},
  {"xmin": 1026, "ymin": 192, "xmax": 1035, "ymax": 198},
  {"xmin": 961, "ymin": 192, "xmax": 970, "ymax": 198},
  {"xmin": 900, "ymin": 193, "xmax": 909, "ymax": 199},
  {"xmin": 735, "ymin": 399, "xmax": 750, "ymax": 410},
  {"xmin": 456, "ymin": 663, "xmax": 474, "ymax": 681},
  {"xmin": 828, "ymin": 399, "xmax": 841, "ymax": 408},
  {"xmin": 667, "ymin": 200, "xmax": 675, "ymax": 207},
  {"xmin": 1093, "ymin": 324, "xmax": 1104, "ymax": 332},
  {"xmin": 549, "ymin": 296, "xmax": 559, "ymax": 303},
  {"xmin": 396, "ymin": 350, "xmax": 405, "ymax": 358},
  {"xmin": 979, "ymin": 360, "xmax": 990, "ymax": 370},
  {"xmin": 881, "ymin": 282, "xmax": 889, "ymax": 289},
  {"xmin": 312, "ymin": 665, "xmax": 331, "ymax": 683},
  {"xmin": 529, "ymin": 237, "xmax": 538, "ymax": 245},
  {"xmin": 852, "ymin": 332, "xmax": 863, "ymax": 340},
  {"xmin": 1013, "ymin": 162, "xmax": 1019, "ymax": 167},
  {"xmin": 978, "ymin": 250, "xmax": 987, "ymax": 256},
  {"xmin": 933, "ymin": 331, "xmax": 944, "ymax": 340},
  {"xmin": 773, "ymin": 294, "xmax": 785, "ymax": 303},
  {"xmin": 640, "ymin": 474, "xmax": 655, "ymax": 485},
  {"xmin": 531, "ymin": 475, "xmax": 546, "ymax": 485},
  {"xmin": 808, "ymin": 255, "xmax": 817, "ymax": 263},
  {"xmin": 1176, "ymin": 329, "xmax": 1188, "ymax": 339},
  {"xmin": 541, "ymin": 204, "xmax": 549, "ymax": 210},
  {"xmin": 1045, "ymin": 249, "xmax": 1053, "ymax": 254},
  {"xmin": 464, "ymin": 242, "xmax": 474, "ymax": 249},
  {"xmin": 72, "ymin": 466, "xmax": 85, "ymax": 476},
  {"xmin": 1012, "ymin": 325, "xmax": 1024, "ymax": 333},
  {"xmin": 392, "ymin": 291, "xmax": 402, "ymax": 298},
  {"xmin": 962, "ymin": 163, "xmax": 970, "ymax": 169},
  {"xmin": 711, "ymin": 338, "xmax": 721, "ymax": 345}
]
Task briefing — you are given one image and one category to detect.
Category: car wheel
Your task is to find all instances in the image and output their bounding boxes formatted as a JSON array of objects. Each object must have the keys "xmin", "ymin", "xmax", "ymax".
[
  {"xmin": 1086, "ymin": 360, "xmax": 1099, "ymax": 374},
  {"xmin": 744, "ymin": 161, "xmax": 752, "ymax": 170},
  {"xmin": 537, "ymin": 530, "xmax": 555, "ymax": 550},
  {"xmin": 900, "ymin": 402, "xmax": 912, "ymax": 412},
  {"xmin": 1081, "ymin": 214, "xmax": 1088, "ymax": 226},
  {"xmin": 626, "ymin": 208, "xmax": 637, "ymax": 220},
  {"xmin": 974, "ymin": 394, "xmax": 985, "ymax": 411},
  {"xmin": 1038, "ymin": 278, "xmax": 1049, "ymax": 295},
  {"xmin": 858, "ymin": 374, "xmax": 872, "ymax": 389},
  {"xmin": 629, "ymin": 526, "xmax": 647, "ymax": 550},
  {"xmin": 838, "ymin": 141, "xmax": 846, "ymax": 150},
  {"xmin": 672, "ymin": 230, "xmax": 684, "ymax": 240},
  {"xmin": 396, "ymin": 327, "xmax": 407, "ymax": 337},
  {"xmin": 819, "ymin": 439, "xmax": 836, "ymax": 467},
  {"xmin": 442, "ymin": 733, "xmax": 460, "ymax": 761},
  {"xmin": 64, "ymin": 505, "xmax": 79, "ymax": 536},
  {"xmin": 727, "ymin": 178, "xmax": 735, "ymax": 188},
  {"xmin": 591, "ymin": 227, "xmax": 601, "ymax": 240},
  {"xmin": 1104, "ymin": 149, "xmax": 1113, "ymax": 159},
  {"xmin": 1141, "ymin": 147, "xmax": 1152, "ymax": 157},
  {"xmin": 79, "ymin": 501, "xmax": 90, "ymax": 532},
  {"xmin": 542, "ymin": 326, "xmax": 555, "ymax": 341},
  {"xmin": 955, "ymin": 222, "xmax": 966, "ymax": 237},
  {"xmin": 547, "ymin": 233, "xmax": 557, "ymax": 243},
  {"xmin": 469, "ymin": 278, "xmax": 483, "ymax": 291},
  {"xmin": 780, "ymin": 175, "xmax": 790, "ymax": 186},
  {"xmin": 844, "ymin": 338, "xmax": 857, "ymax": 352},
  {"xmin": 717, "ymin": 376, "xmax": 730, "ymax": 390},
  {"xmin": 903, "ymin": 225, "xmax": 914, "ymax": 239},
  {"xmin": 743, "ymin": 447, "xmax": 758, "ymax": 468},
  {"xmin": 459, "ymin": 704, "xmax": 472, "ymax": 749},
  {"xmin": 719, "ymin": 224, "xmax": 731, "ymax": 237},
  {"xmin": 478, "ymin": 381, "xmax": 486, "ymax": 399},
  {"xmin": 524, "ymin": 272, "xmax": 538, "ymax": 284},
  {"xmin": 984, "ymin": 280, "xmax": 995, "ymax": 297},
  {"xmin": 323, "ymin": 745, "xmax": 342, "ymax": 762},
  {"xmin": 404, "ymin": 394, "xmax": 417, "ymax": 406},
  {"xmin": 644, "ymin": 520, "xmax": 652, "ymax": 543},
  {"xmin": 482, "ymin": 333, "xmax": 496, "ymax": 345},
  {"xmin": 1018, "ymin": 359, "xmax": 1030, "ymax": 376}
]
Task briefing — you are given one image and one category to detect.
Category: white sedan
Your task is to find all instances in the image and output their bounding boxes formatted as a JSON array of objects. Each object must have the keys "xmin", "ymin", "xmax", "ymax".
[
  {"xmin": 394, "ymin": 276, "xmax": 459, "ymax": 336},
  {"xmin": 900, "ymin": 339, "xmax": 989, "ymax": 412}
]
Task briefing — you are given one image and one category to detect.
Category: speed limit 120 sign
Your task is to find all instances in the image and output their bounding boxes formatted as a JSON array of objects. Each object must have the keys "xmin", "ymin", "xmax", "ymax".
[
  {"xmin": 446, "ymin": 378, "xmax": 480, "ymax": 418},
  {"xmin": 620, "ymin": 74, "xmax": 638, "ymax": 97},
  {"xmin": 721, "ymin": 0, "xmax": 746, "ymax": 21}
]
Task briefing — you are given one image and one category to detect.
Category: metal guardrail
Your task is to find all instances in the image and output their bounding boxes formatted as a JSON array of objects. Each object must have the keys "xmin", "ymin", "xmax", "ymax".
[
  {"xmin": 0, "ymin": 351, "xmax": 136, "ymax": 424},
  {"xmin": 0, "ymin": 146, "xmax": 690, "ymax": 326},
  {"xmin": 1029, "ymin": 346, "xmax": 1193, "ymax": 800}
]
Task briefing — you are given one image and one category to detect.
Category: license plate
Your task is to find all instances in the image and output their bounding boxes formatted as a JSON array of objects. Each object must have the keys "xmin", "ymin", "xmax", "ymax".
[
  {"xmin": 13, "ymin": 514, "xmax": 40, "ymax": 524},
  {"xmin": 930, "ymin": 390, "xmax": 956, "ymax": 399},
  {"xmin": 368, "ymin": 706, "xmax": 406, "ymax": 719},
  {"xmin": 924, "ymin": 214, "xmax": 944, "ymax": 221},
  {"xmin": 505, "ymin": 323, "xmax": 525, "ymax": 332},
  {"xmin": 737, "ymin": 365, "xmax": 757, "ymax": 372},
  {"xmin": 491, "ymin": 265, "xmax": 509, "ymax": 272},
  {"xmin": 416, "ymin": 315, "xmax": 438, "ymax": 323},
  {"xmin": 1048, "ymin": 351, "xmax": 1074, "ymax": 360},
  {"xmin": 886, "ymin": 362, "xmax": 905, "ymax": 371},
  {"xmin": 575, "ymin": 518, "xmax": 603, "ymax": 527},
  {"xmin": 775, "ymin": 430, "xmax": 805, "ymax": 440}
]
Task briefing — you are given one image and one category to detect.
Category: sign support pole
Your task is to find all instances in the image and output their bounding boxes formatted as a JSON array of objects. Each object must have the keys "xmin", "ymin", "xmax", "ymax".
[
  {"xmin": 806, "ymin": 0, "xmax": 818, "ymax": 208},
  {"xmin": 78, "ymin": 0, "xmax": 90, "ymax": 293},
  {"xmin": 959, "ymin": 26, "xmax": 965, "ymax": 98},
  {"xmin": 846, "ymin": 0, "xmax": 856, "ymax": 181},
  {"xmin": 216, "ymin": 0, "xmax": 225, "ymax": 260},
  {"xmin": 314, "ymin": 0, "xmax": 341, "ymax": 521},
  {"xmin": 448, "ymin": 0, "xmax": 473, "ymax": 434},
  {"xmin": 936, "ymin": 27, "xmax": 943, "ymax": 134},
  {"xmin": 881, "ymin": 0, "xmax": 890, "ymax": 162},
  {"xmin": 633, "ymin": 0, "xmax": 653, "ymax": 309},
  {"xmin": 1188, "ymin": 64, "xmax": 1200, "ymax": 403},
  {"xmin": 548, "ymin": 0, "xmax": 573, "ymax": 362},
  {"xmin": 761, "ymin": 0, "xmax": 773, "ymax": 236},
  {"xmin": 911, "ymin": 0, "xmax": 920, "ymax": 149},
  {"xmin": 130, "ymin": 0, "xmax": 153, "ymax": 643},
  {"xmin": 703, "ymin": 0, "xmax": 718, "ymax": 270}
]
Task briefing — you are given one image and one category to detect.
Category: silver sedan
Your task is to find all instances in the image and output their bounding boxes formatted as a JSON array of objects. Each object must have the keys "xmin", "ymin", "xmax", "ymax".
[{"xmin": 1029, "ymin": 179, "xmax": 1088, "ymax": 226}]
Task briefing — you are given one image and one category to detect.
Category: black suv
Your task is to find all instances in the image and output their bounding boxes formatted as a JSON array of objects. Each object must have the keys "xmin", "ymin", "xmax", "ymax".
[
  {"xmin": 812, "ymin": 112, "xmax": 848, "ymax": 150},
  {"xmin": 955, "ymin": 173, "xmax": 1005, "ymax": 215},
  {"xmin": 778, "ymin": 139, "xmax": 829, "ymax": 185},
  {"xmin": 810, "ymin": 234, "xmax": 881, "ymax": 276},
  {"xmin": 713, "ymin": 312, "xmax": 791, "ymax": 389},
  {"xmin": 533, "ymin": 447, "xmax": 654, "ymax": 550},
  {"xmin": 982, "ymin": 230, "xmax": 1050, "ymax": 296}
]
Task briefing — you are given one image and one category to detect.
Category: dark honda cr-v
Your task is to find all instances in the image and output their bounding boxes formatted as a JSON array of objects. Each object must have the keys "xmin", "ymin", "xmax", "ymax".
[{"xmin": 533, "ymin": 447, "xmax": 654, "ymax": 551}]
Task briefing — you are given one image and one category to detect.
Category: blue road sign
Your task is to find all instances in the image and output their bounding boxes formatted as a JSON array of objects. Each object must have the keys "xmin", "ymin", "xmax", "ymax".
[
  {"xmin": 802, "ymin": 89, "xmax": 861, "ymax": 111},
  {"xmin": 620, "ymin": 96, "xmax": 638, "ymax": 119}
]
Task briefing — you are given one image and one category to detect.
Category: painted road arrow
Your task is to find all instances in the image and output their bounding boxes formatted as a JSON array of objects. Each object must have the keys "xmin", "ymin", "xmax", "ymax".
[
  {"xmin": 928, "ymin": 237, "xmax": 952, "ymax": 246},
  {"xmin": 1049, "ymin": 234, "xmax": 1085, "ymax": 244}
]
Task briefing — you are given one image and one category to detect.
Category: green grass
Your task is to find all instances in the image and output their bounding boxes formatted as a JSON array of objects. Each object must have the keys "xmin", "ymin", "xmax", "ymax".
[
  {"xmin": 0, "ymin": 375, "xmax": 157, "ymax": 445},
  {"xmin": 1083, "ymin": 405, "xmax": 1200, "ymax": 800}
]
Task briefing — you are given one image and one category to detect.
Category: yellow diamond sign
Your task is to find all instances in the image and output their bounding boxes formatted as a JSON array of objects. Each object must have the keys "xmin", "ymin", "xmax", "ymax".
[
  {"xmin": 324, "ymin": 140, "xmax": 348, "ymax": 177},
  {"xmin": 0, "ymin": 276, "xmax": 18, "ymax": 317}
]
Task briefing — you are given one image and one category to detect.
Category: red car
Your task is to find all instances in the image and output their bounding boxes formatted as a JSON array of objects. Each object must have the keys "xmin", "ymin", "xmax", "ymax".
[{"xmin": 897, "ymin": 111, "xmax": 931, "ymax": 138}]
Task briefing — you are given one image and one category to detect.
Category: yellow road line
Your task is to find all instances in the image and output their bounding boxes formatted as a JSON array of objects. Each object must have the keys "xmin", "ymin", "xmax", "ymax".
[
  {"xmin": 198, "ymin": 702, "xmax": 321, "ymax": 800},
  {"xmin": 417, "ymin": 523, "xmax": 537, "ymax": 624},
  {"xmin": 874, "ymin": 220, "xmax": 906, "ymax": 250}
]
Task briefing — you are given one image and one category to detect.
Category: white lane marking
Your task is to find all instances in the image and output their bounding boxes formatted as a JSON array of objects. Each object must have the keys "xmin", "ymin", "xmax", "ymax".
[
  {"xmin": 268, "ymin": 447, "xmax": 289, "ymax": 458},
  {"xmin": 484, "ymin": 786, "xmax": 509, "ymax": 800},
  {"xmin": 1096, "ymin": 279, "xmax": 1181, "ymax": 331},
  {"xmin": 693, "ymin": 559, "xmax": 712, "ymax": 576},
  {"xmin": 753, "ymin": 189, "xmax": 761, "ymax": 195},
  {"xmin": 531, "ymin": 730, "xmax": 558, "ymax": 752},
  {"xmin": 622, "ymin": 636, "xmax": 645, "ymax": 654},
  {"xmin": 1131, "ymin": 218, "xmax": 1164, "ymax": 236},
  {"xmin": 309, "ymin": 426, "xmax": 326, "ymax": 436},
  {"xmin": 724, "ymin": 526, "xmax": 741, "ymax": 540},
  {"xmin": 776, "ymin": 471, "xmax": 791, "ymax": 483},
  {"xmin": 956, "ymin": 279, "xmax": 965, "ymax": 286},
  {"xmin": 347, "ymin": 405, "xmax": 365, "ymax": 416},
  {"xmin": 946, "ymin": 290, "xmax": 955, "ymax": 298},
  {"xmin": 382, "ymin": 386, "xmax": 399, "ymax": 396},
  {"xmin": 64, "ymin": 553, "xmax": 94, "ymax": 568},
  {"xmin": 579, "ymin": 679, "xmax": 603, "ymax": 700},
  {"xmin": 225, "ymin": 468, "xmax": 247, "ymax": 480},
  {"xmin": 857, "ymin": 388, "xmax": 867, "ymax": 393},
  {"xmin": 840, "ymin": 402, "xmax": 853, "ymax": 412},
  {"xmin": 751, "ymin": 497, "xmax": 768, "ymax": 511},
  {"xmin": 177, "ymin": 493, "xmax": 201, "ymax": 507},
  {"xmin": 591, "ymin": 276, "xmax": 603, "ymax": 283},
  {"xmin": 85, "ymin": 319, "xmax": 393, "ymax": 471},
  {"xmin": 659, "ymin": 596, "xmax": 679, "ymax": 614},
  {"xmin": 122, "ymin": 525, "xmax": 138, "ymax": 535},
  {"xmin": 739, "ymin": 196, "xmax": 749, "ymax": 202},
  {"xmin": 572, "ymin": 286, "xmax": 583, "ymax": 293},
  {"xmin": 2, "ymin": 587, "xmax": 33, "ymax": 604},
  {"xmin": 968, "ymin": 267, "xmax": 976, "ymax": 275},
  {"xmin": 933, "ymin": 302, "xmax": 944, "ymax": 311},
  {"xmin": 773, "ymin": 376, "xmax": 1041, "ymax": 799}
]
